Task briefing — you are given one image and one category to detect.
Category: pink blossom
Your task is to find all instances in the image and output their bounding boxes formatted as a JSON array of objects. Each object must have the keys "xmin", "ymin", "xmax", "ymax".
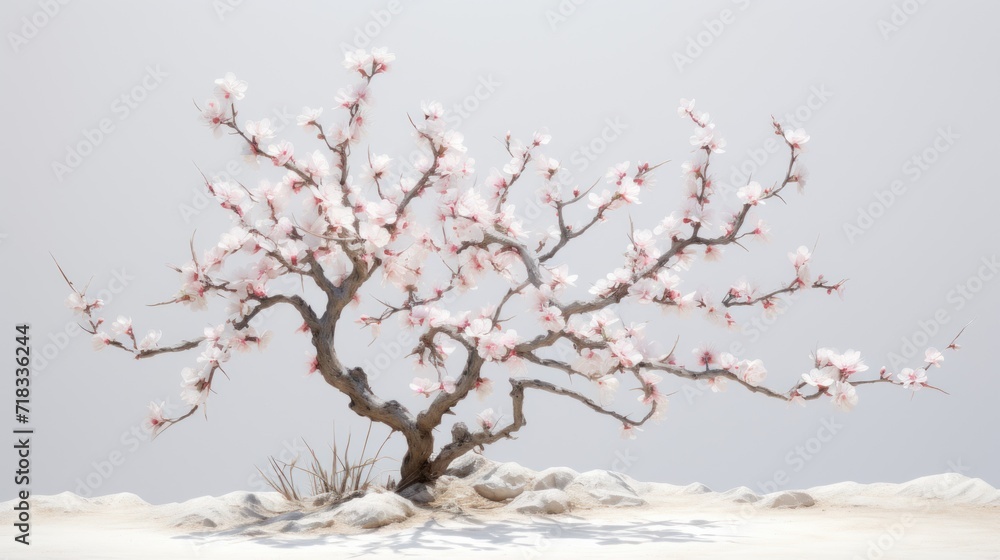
[
  {"xmin": 654, "ymin": 213, "xmax": 682, "ymax": 239},
  {"xmin": 609, "ymin": 339, "xmax": 644, "ymax": 368},
  {"xmin": 596, "ymin": 375, "xmax": 620, "ymax": 402},
  {"xmin": 477, "ymin": 329, "xmax": 518, "ymax": 362},
  {"xmin": 65, "ymin": 292, "xmax": 88, "ymax": 313},
  {"xmin": 739, "ymin": 359, "xmax": 767, "ymax": 386},
  {"xmin": 180, "ymin": 367, "xmax": 210, "ymax": 405},
  {"xmin": 539, "ymin": 306, "xmax": 566, "ymax": 331},
  {"xmin": 802, "ymin": 366, "xmax": 838, "ymax": 388},
  {"xmin": 897, "ymin": 368, "xmax": 928, "ymax": 390},
  {"xmin": 477, "ymin": 408, "xmax": 498, "ymax": 431},
  {"xmin": 620, "ymin": 423, "xmax": 643, "ymax": 440},
  {"xmin": 440, "ymin": 376, "xmax": 457, "ymax": 394},
  {"xmin": 924, "ymin": 348, "xmax": 944, "ymax": 368},
  {"xmin": 362, "ymin": 155, "xmax": 393, "ymax": 186},
  {"xmin": 201, "ymin": 97, "xmax": 227, "ymax": 136},
  {"xmin": 832, "ymin": 381, "xmax": 858, "ymax": 411},
  {"xmin": 693, "ymin": 346, "xmax": 717, "ymax": 368},
  {"xmin": 677, "ymin": 98, "xmax": 696, "ymax": 118},
  {"xmin": 370, "ymin": 47, "xmax": 395, "ymax": 74},
  {"xmin": 245, "ymin": 118, "xmax": 275, "ymax": 142},
  {"xmin": 707, "ymin": 376, "xmax": 728, "ymax": 392},
  {"xmin": 410, "ymin": 377, "xmax": 438, "ymax": 398},
  {"xmin": 547, "ymin": 265, "xmax": 578, "ymax": 290},
  {"xmin": 789, "ymin": 245, "xmax": 811, "ymax": 269},
  {"xmin": 343, "ymin": 49, "xmax": 374, "ymax": 75},
  {"xmin": 296, "ymin": 107, "xmax": 323, "ymax": 128},
  {"xmin": 737, "ymin": 181, "xmax": 765, "ymax": 206},
  {"xmin": 784, "ymin": 128, "xmax": 810, "ymax": 150},
  {"xmin": 474, "ymin": 377, "xmax": 494, "ymax": 399},
  {"xmin": 92, "ymin": 332, "xmax": 111, "ymax": 351},
  {"xmin": 110, "ymin": 316, "xmax": 133, "ymax": 337},
  {"xmin": 267, "ymin": 140, "xmax": 294, "ymax": 166},
  {"xmin": 421, "ymin": 101, "xmax": 444, "ymax": 122},
  {"xmin": 143, "ymin": 401, "xmax": 168, "ymax": 434},
  {"xmin": 138, "ymin": 330, "xmax": 161, "ymax": 351},
  {"xmin": 214, "ymin": 72, "xmax": 247, "ymax": 102},
  {"xmin": 532, "ymin": 129, "xmax": 552, "ymax": 146},
  {"xmin": 617, "ymin": 177, "xmax": 642, "ymax": 204},
  {"xmin": 587, "ymin": 190, "xmax": 612, "ymax": 210},
  {"xmin": 830, "ymin": 350, "xmax": 868, "ymax": 376},
  {"xmin": 359, "ymin": 222, "xmax": 391, "ymax": 248},
  {"xmin": 718, "ymin": 352, "xmax": 738, "ymax": 371}
]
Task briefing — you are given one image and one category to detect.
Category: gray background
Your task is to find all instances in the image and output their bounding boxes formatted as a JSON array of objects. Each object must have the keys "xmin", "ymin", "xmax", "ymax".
[{"xmin": 2, "ymin": 1, "xmax": 998, "ymax": 505}]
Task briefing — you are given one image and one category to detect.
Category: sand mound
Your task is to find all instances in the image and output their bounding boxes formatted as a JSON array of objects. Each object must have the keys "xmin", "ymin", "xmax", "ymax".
[
  {"xmin": 565, "ymin": 469, "xmax": 646, "ymax": 507},
  {"xmin": 719, "ymin": 486, "xmax": 762, "ymax": 503},
  {"xmin": 5, "ymin": 463, "xmax": 998, "ymax": 559},
  {"xmin": 531, "ymin": 466, "xmax": 580, "ymax": 490},
  {"xmin": 506, "ymin": 488, "xmax": 572, "ymax": 514},
  {"xmin": 758, "ymin": 491, "xmax": 815, "ymax": 509},
  {"xmin": 808, "ymin": 473, "xmax": 1000, "ymax": 507},
  {"xmin": 324, "ymin": 490, "xmax": 416, "ymax": 529}
]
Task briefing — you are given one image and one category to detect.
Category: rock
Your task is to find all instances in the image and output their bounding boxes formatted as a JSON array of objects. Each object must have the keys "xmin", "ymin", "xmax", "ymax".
[
  {"xmin": 332, "ymin": 491, "xmax": 416, "ymax": 529},
  {"xmin": 531, "ymin": 467, "xmax": 579, "ymax": 491},
  {"xmin": 507, "ymin": 489, "xmax": 572, "ymax": 514},
  {"xmin": 679, "ymin": 482, "xmax": 713, "ymax": 494},
  {"xmin": 566, "ymin": 470, "xmax": 646, "ymax": 507},
  {"xmin": 398, "ymin": 483, "xmax": 436, "ymax": 504},
  {"xmin": 720, "ymin": 486, "xmax": 761, "ymax": 503},
  {"xmin": 759, "ymin": 491, "xmax": 815, "ymax": 509},
  {"xmin": 473, "ymin": 463, "xmax": 537, "ymax": 501},
  {"xmin": 446, "ymin": 453, "xmax": 495, "ymax": 479}
]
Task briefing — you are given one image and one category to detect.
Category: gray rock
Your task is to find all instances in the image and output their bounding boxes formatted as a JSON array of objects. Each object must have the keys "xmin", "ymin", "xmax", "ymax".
[
  {"xmin": 507, "ymin": 489, "xmax": 572, "ymax": 514},
  {"xmin": 473, "ymin": 463, "xmax": 537, "ymax": 501},
  {"xmin": 398, "ymin": 483, "xmax": 435, "ymax": 504},
  {"xmin": 566, "ymin": 470, "xmax": 646, "ymax": 507},
  {"xmin": 445, "ymin": 453, "xmax": 495, "ymax": 479},
  {"xmin": 532, "ymin": 467, "xmax": 580, "ymax": 491},
  {"xmin": 332, "ymin": 491, "xmax": 416, "ymax": 528},
  {"xmin": 759, "ymin": 491, "xmax": 815, "ymax": 509}
]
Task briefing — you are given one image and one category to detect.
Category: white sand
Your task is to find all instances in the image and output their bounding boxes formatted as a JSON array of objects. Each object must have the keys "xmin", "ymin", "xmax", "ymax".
[{"xmin": 3, "ymin": 461, "xmax": 999, "ymax": 559}]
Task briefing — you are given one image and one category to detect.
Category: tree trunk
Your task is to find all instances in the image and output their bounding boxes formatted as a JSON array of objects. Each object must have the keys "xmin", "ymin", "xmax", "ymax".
[{"xmin": 397, "ymin": 430, "xmax": 435, "ymax": 490}]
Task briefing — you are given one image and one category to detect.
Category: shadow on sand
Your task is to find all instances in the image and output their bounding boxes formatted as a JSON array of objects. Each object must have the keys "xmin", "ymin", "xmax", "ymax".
[{"xmin": 172, "ymin": 511, "xmax": 730, "ymax": 556}]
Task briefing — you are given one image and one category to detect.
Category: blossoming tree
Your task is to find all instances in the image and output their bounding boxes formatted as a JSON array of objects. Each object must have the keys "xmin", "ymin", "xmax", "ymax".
[{"xmin": 60, "ymin": 48, "xmax": 961, "ymax": 491}]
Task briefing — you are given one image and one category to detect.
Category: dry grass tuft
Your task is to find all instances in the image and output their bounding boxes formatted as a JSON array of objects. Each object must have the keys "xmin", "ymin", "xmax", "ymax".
[{"xmin": 256, "ymin": 422, "xmax": 396, "ymax": 502}]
